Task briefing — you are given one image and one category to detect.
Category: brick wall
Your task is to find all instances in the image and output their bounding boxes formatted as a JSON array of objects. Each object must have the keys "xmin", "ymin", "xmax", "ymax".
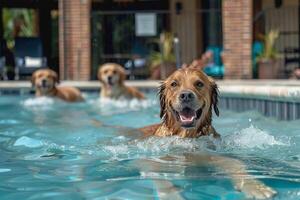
[
  {"xmin": 222, "ymin": 0, "xmax": 253, "ymax": 79},
  {"xmin": 59, "ymin": 0, "xmax": 91, "ymax": 80}
]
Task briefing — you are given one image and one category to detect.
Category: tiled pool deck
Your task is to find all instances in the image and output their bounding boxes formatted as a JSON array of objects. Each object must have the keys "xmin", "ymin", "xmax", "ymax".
[{"xmin": 1, "ymin": 80, "xmax": 300, "ymax": 120}]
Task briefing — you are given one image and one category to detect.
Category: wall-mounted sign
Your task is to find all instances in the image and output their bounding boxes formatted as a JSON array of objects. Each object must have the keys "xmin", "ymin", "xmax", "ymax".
[{"xmin": 135, "ymin": 13, "xmax": 157, "ymax": 36}]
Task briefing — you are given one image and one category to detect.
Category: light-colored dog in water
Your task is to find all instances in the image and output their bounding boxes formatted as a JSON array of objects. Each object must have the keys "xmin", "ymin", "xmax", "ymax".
[
  {"xmin": 138, "ymin": 65, "xmax": 276, "ymax": 199},
  {"xmin": 31, "ymin": 69, "xmax": 84, "ymax": 102},
  {"xmin": 98, "ymin": 63, "xmax": 145, "ymax": 100}
]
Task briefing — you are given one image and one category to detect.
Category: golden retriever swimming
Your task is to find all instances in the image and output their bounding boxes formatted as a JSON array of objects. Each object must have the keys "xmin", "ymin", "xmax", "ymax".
[
  {"xmin": 138, "ymin": 66, "xmax": 276, "ymax": 199},
  {"xmin": 140, "ymin": 66, "xmax": 219, "ymax": 138},
  {"xmin": 98, "ymin": 63, "xmax": 145, "ymax": 100},
  {"xmin": 31, "ymin": 69, "xmax": 84, "ymax": 102}
]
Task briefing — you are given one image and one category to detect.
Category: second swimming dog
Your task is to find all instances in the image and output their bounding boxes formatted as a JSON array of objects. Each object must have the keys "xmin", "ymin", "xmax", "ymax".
[{"xmin": 98, "ymin": 63, "xmax": 145, "ymax": 100}]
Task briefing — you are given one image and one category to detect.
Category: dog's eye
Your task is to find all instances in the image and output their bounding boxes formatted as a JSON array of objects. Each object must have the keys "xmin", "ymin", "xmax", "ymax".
[
  {"xmin": 112, "ymin": 70, "xmax": 117, "ymax": 74},
  {"xmin": 171, "ymin": 81, "xmax": 177, "ymax": 87},
  {"xmin": 104, "ymin": 70, "xmax": 108, "ymax": 74},
  {"xmin": 195, "ymin": 81, "xmax": 204, "ymax": 88}
]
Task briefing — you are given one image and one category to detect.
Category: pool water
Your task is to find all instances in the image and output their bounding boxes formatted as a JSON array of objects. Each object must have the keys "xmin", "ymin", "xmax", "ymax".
[{"xmin": 0, "ymin": 93, "xmax": 300, "ymax": 200}]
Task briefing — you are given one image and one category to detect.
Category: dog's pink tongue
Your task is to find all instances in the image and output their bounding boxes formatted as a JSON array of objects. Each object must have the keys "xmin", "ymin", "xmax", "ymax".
[{"xmin": 179, "ymin": 109, "xmax": 196, "ymax": 122}]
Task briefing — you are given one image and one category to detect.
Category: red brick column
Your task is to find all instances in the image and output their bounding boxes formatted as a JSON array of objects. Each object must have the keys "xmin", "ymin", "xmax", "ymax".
[
  {"xmin": 59, "ymin": 0, "xmax": 91, "ymax": 80},
  {"xmin": 222, "ymin": 0, "xmax": 253, "ymax": 79}
]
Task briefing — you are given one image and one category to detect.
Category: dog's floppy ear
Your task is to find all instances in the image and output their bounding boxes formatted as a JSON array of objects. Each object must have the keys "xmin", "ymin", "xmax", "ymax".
[
  {"xmin": 31, "ymin": 71, "xmax": 37, "ymax": 87},
  {"xmin": 210, "ymin": 79, "xmax": 219, "ymax": 116},
  {"xmin": 158, "ymin": 82, "xmax": 166, "ymax": 119},
  {"xmin": 97, "ymin": 66, "xmax": 103, "ymax": 83},
  {"xmin": 118, "ymin": 66, "xmax": 126, "ymax": 85},
  {"xmin": 51, "ymin": 70, "xmax": 59, "ymax": 84}
]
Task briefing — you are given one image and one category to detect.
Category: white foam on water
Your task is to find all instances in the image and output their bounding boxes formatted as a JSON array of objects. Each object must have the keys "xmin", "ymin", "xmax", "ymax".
[
  {"xmin": 101, "ymin": 136, "xmax": 217, "ymax": 160},
  {"xmin": 135, "ymin": 136, "xmax": 200, "ymax": 153},
  {"xmin": 103, "ymin": 144, "xmax": 130, "ymax": 158},
  {"xmin": 89, "ymin": 97, "xmax": 157, "ymax": 115},
  {"xmin": 22, "ymin": 97, "xmax": 55, "ymax": 110},
  {"xmin": 81, "ymin": 92, "xmax": 89, "ymax": 100},
  {"xmin": 223, "ymin": 125, "xmax": 288, "ymax": 149},
  {"xmin": 14, "ymin": 136, "xmax": 44, "ymax": 148}
]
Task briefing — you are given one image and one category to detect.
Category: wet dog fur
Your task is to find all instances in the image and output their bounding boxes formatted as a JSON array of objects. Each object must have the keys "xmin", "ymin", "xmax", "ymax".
[
  {"xmin": 98, "ymin": 63, "xmax": 145, "ymax": 100},
  {"xmin": 138, "ymin": 65, "xmax": 276, "ymax": 199},
  {"xmin": 31, "ymin": 69, "xmax": 84, "ymax": 102}
]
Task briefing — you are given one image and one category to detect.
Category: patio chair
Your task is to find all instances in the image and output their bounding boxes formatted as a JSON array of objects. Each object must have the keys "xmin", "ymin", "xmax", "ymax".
[
  {"xmin": 284, "ymin": 47, "xmax": 300, "ymax": 74},
  {"xmin": 0, "ymin": 56, "xmax": 6, "ymax": 80},
  {"xmin": 252, "ymin": 41, "xmax": 263, "ymax": 79},
  {"xmin": 0, "ymin": 39, "xmax": 9, "ymax": 80},
  {"xmin": 14, "ymin": 37, "xmax": 47, "ymax": 80},
  {"xmin": 124, "ymin": 40, "xmax": 156, "ymax": 80}
]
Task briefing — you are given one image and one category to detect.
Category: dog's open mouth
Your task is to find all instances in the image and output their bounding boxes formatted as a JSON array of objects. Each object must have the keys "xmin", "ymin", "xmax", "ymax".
[
  {"xmin": 108, "ymin": 80, "xmax": 114, "ymax": 86},
  {"xmin": 38, "ymin": 83, "xmax": 52, "ymax": 89},
  {"xmin": 175, "ymin": 107, "xmax": 202, "ymax": 128}
]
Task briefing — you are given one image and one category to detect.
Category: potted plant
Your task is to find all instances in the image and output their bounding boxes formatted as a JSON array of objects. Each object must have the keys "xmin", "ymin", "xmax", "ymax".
[
  {"xmin": 256, "ymin": 30, "xmax": 280, "ymax": 79},
  {"xmin": 149, "ymin": 32, "xmax": 176, "ymax": 79}
]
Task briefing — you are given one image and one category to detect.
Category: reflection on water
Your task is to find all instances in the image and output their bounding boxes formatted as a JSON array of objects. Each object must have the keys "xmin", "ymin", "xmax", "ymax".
[{"xmin": 0, "ymin": 93, "xmax": 299, "ymax": 199}]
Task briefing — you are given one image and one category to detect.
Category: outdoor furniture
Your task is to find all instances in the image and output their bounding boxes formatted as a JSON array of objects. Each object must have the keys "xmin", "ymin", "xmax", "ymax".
[
  {"xmin": 0, "ymin": 57, "xmax": 7, "ymax": 80},
  {"xmin": 252, "ymin": 41, "xmax": 264, "ymax": 79},
  {"xmin": 203, "ymin": 46, "xmax": 224, "ymax": 78},
  {"xmin": 284, "ymin": 47, "xmax": 300, "ymax": 73},
  {"xmin": 14, "ymin": 37, "xmax": 47, "ymax": 80},
  {"xmin": 124, "ymin": 58, "xmax": 148, "ymax": 80},
  {"xmin": 124, "ymin": 40, "xmax": 155, "ymax": 80},
  {"xmin": 0, "ymin": 39, "xmax": 7, "ymax": 80}
]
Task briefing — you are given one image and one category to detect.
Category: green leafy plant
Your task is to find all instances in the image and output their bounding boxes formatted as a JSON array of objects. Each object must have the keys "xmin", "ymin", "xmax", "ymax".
[
  {"xmin": 3, "ymin": 8, "xmax": 36, "ymax": 48},
  {"xmin": 149, "ymin": 32, "xmax": 176, "ymax": 68},
  {"xmin": 257, "ymin": 30, "xmax": 279, "ymax": 62}
]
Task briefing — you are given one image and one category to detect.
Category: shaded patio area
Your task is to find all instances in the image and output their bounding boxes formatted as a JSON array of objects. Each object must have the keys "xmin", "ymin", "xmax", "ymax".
[{"xmin": 0, "ymin": 0, "xmax": 59, "ymax": 78}]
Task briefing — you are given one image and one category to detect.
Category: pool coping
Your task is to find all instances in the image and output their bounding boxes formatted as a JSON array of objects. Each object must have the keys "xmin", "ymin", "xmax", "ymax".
[
  {"xmin": 1, "ymin": 80, "xmax": 300, "ymax": 120},
  {"xmin": 1, "ymin": 80, "xmax": 300, "ymax": 99}
]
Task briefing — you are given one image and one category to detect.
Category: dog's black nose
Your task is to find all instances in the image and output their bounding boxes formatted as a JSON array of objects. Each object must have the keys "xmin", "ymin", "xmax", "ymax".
[
  {"xmin": 179, "ymin": 90, "xmax": 195, "ymax": 102},
  {"xmin": 108, "ymin": 76, "xmax": 112, "ymax": 81},
  {"xmin": 42, "ymin": 79, "xmax": 47, "ymax": 87}
]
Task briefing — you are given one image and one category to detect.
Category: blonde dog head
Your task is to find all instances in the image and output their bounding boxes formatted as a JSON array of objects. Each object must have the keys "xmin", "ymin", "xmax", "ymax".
[
  {"xmin": 98, "ymin": 63, "xmax": 126, "ymax": 87},
  {"xmin": 159, "ymin": 67, "xmax": 219, "ymax": 130},
  {"xmin": 31, "ymin": 69, "xmax": 59, "ymax": 94}
]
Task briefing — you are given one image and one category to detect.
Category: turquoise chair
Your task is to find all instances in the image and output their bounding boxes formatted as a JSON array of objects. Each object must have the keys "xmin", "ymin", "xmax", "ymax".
[
  {"xmin": 203, "ymin": 46, "xmax": 224, "ymax": 78},
  {"xmin": 252, "ymin": 41, "xmax": 263, "ymax": 79}
]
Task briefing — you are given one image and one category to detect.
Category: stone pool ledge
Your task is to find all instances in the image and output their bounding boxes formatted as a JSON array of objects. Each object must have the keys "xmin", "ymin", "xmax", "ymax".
[
  {"xmin": 216, "ymin": 80, "xmax": 300, "ymax": 120},
  {"xmin": 0, "ymin": 80, "xmax": 160, "ymax": 91},
  {"xmin": 218, "ymin": 82, "xmax": 300, "ymax": 101},
  {"xmin": 1, "ymin": 80, "xmax": 300, "ymax": 120},
  {"xmin": 1, "ymin": 80, "xmax": 300, "ymax": 99}
]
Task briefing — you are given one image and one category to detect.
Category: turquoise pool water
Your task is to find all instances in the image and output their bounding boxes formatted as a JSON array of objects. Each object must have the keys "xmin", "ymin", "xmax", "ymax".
[{"xmin": 0, "ymin": 93, "xmax": 300, "ymax": 200}]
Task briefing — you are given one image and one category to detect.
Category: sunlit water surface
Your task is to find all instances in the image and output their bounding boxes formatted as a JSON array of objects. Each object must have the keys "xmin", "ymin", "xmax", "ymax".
[{"xmin": 0, "ymin": 93, "xmax": 300, "ymax": 200}]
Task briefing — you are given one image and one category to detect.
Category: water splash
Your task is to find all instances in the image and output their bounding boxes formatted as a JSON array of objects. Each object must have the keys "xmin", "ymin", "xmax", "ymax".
[
  {"xmin": 14, "ymin": 136, "xmax": 44, "ymax": 148},
  {"xmin": 88, "ymin": 97, "xmax": 157, "ymax": 115},
  {"xmin": 21, "ymin": 97, "xmax": 55, "ymax": 111},
  {"xmin": 101, "ymin": 136, "xmax": 218, "ymax": 161},
  {"xmin": 223, "ymin": 125, "xmax": 288, "ymax": 149}
]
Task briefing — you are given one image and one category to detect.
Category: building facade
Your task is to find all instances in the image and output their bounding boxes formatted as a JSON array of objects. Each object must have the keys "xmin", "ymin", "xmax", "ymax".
[
  {"xmin": 1, "ymin": 0, "xmax": 299, "ymax": 80},
  {"xmin": 59, "ymin": 0, "xmax": 225, "ymax": 80}
]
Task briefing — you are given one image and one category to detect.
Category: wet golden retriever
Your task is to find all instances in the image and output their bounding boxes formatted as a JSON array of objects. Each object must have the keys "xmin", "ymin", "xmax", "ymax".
[
  {"xmin": 138, "ymin": 66, "xmax": 276, "ymax": 199},
  {"xmin": 140, "ymin": 66, "xmax": 219, "ymax": 138},
  {"xmin": 98, "ymin": 63, "xmax": 145, "ymax": 99},
  {"xmin": 31, "ymin": 69, "xmax": 84, "ymax": 102}
]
